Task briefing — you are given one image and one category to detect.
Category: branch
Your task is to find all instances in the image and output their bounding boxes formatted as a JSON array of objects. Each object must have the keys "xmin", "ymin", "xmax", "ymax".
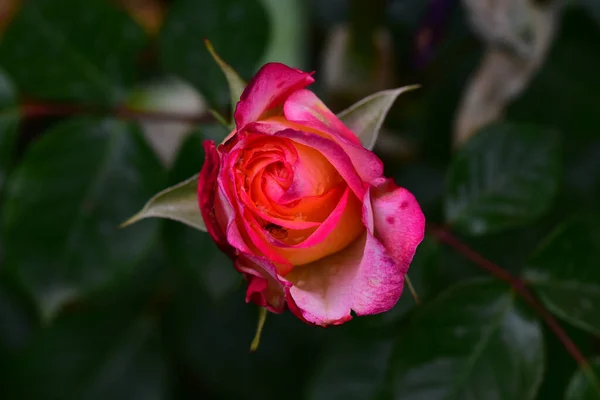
[
  {"xmin": 21, "ymin": 102, "xmax": 218, "ymax": 124},
  {"xmin": 428, "ymin": 224, "xmax": 592, "ymax": 371}
]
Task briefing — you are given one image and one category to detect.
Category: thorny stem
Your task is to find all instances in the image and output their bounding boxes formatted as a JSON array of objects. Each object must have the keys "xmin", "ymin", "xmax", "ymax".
[
  {"xmin": 428, "ymin": 224, "xmax": 595, "ymax": 376},
  {"xmin": 21, "ymin": 102, "xmax": 217, "ymax": 124}
]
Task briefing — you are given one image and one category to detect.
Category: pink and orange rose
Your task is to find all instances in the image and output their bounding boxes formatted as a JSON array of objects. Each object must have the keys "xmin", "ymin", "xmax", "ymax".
[{"xmin": 198, "ymin": 62, "xmax": 425, "ymax": 326}]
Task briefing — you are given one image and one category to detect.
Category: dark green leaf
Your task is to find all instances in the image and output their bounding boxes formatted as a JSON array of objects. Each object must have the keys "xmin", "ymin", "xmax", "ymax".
[
  {"xmin": 524, "ymin": 216, "xmax": 600, "ymax": 336},
  {"xmin": 0, "ymin": 69, "xmax": 18, "ymax": 194},
  {"xmin": 390, "ymin": 280, "xmax": 544, "ymax": 400},
  {"xmin": 163, "ymin": 282, "xmax": 323, "ymax": 400},
  {"xmin": 446, "ymin": 122, "xmax": 561, "ymax": 235},
  {"xmin": 0, "ymin": 0, "xmax": 147, "ymax": 105},
  {"xmin": 308, "ymin": 337, "xmax": 393, "ymax": 400},
  {"xmin": 5, "ymin": 309, "xmax": 168, "ymax": 400},
  {"xmin": 0, "ymin": 278, "xmax": 37, "ymax": 358},
  {"xmin": 164, "ymin": 130, "xmax": 239, "ymax": 300},
  {"xmin": 2, "ymin": 118, "xmax": 165, "ymax": 321},
  {"xmin": 158, "ymin": 0, "xmax": 270, "ymax": 106},
  {"xmin": 579, "ymin": 0, "xmax": 600, "ymax": 27},
  {"xmin": 565, "ymin": 358, "xmax": 600, "ymax": 400}
]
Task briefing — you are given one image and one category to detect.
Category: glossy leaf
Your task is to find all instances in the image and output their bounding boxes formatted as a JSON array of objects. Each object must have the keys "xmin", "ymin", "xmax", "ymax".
[
  {"xmin": 390, "ymin": 280, "xmax": 544, "ymax": 400},
  {"xmin": 337, "ymin": 85, "xmax": 420, "ymax": 150},
  {"xmin": 446, "ymin": 122, "xmax": 561, "ymax": 235},
  {"xmin": 158, "ymin": 0, "xmax": 269, "ymax": 106},
  {"xmin": 0, "ymin": 69, "xmax": 18, "ymax": 193},
  {"xmin": 2, "ymin": 118, "xmax": 165, "ymax": 320},
  {"xmin": 308, "ymin": 337, "xmax": 393, "ymax": 400},
  {"xmin": 524, "ymin": 216, "xmax": 600, "ymax": 336},
  {"xmin": 565, "ymin": 357, "xmax": 600, "ymax": 400},
  {"xmin": 5, "ymin": 309, "xmax": 168, "ymax": 400},
  {"xmin": 163, "ymin": 129, "xmax": 239, "ymax": 300},
  {"xmin": 205, "ymin": 39, "xmax": 247, "ymax": 123},
  {"xmin": 122, "ymin": 174, "xmax": 205, "ymax": 231},
  {"xmin": 0, "ymin": 0, "xmax": 147, "ymax": 105}
]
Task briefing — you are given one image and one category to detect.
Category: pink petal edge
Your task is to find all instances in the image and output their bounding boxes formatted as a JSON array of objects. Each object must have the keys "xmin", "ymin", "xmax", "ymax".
[{"xmin": 234, "ymin": 63, "xmax": 315, "ymax": 129}]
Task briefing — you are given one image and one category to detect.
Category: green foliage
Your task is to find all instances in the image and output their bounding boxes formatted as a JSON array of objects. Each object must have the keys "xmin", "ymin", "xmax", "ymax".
[
  {"xmin": 2, "ymin": 118, "xmax": 165, "ymax": 321},
  {"xmin": 390, "ymin": 280, "xmax": 544, "ymax": 400},
  {"xmin": 0, "ymin": 0, "xmax": 147, "ymax": 105},
  {"xmin": 0, "ymin": 70, "xmax": 18, "ymax": 194},
  {"xmin": 565, "ymin": 358, "xmax": 600, "ymax": 399},
  {"xmin": 158, "ymin": 0, "xmax": 270, "ymax": 106},
  {"xmin": 446, "ymin": 122, "xmax": 561, "ymax": 236},
  {"xmin": 525, "ymin": 216, "xmax": 600, "ymax": 336},
  {"xmin": 0, "ymin": 1, "xmax": 599, "ymax": 399}
]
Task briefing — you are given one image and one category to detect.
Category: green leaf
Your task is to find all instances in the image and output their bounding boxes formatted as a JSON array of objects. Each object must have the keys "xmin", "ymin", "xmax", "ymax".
[
  {"xmin": 122, "ymin": 174, "xmax": 205, "ymax": 232},
  {"xmin": 524, "ymin": 216, "xmax": 600, "ymax": 337},
  {"xmin": 390, "ymin": 279, "xmax": 544, "ymax": 400},
  {"xmin": 163, "ymin": 130, "xmax": 239, "ymax": 300},
  {"xmin": 163, "ymin": 282, "xmax": 324, "ymax": 400},
  {"xmin": 445, "ymin": 122, "xmax": 561, "ymax": 236},
  {"xmin": 0, "ymin": 0, "xmax": 147, "ymax": 105},
  {"xmin": 565, "ymin": 358, "xmax": 600, "ymax": 400},
  {"xmin": 307, "ymin": 337, "xmax": 393, "ymax": 400},
  {"xmin": 2, "ymin": 118, "xmax": 165, "ymax": 321},
  {"xmin": 4, "ymin": 309, "xmax": 168, "ymax": 400},
  {"xmin": 0, "ymin": 69, "xmax": 18, "ymax": 194},
  {"xmin": 0, "ymin": 279, "xmax": 37, "ymax": 358},
  {"xmin": 205, "ymin": 39, "xmax": 247, "ymax": 124},
  {"xmin": 158, "ymin": 0, "xmax": 270, "ymax": 107},
  {"xmin": 337, "ymin": 85, "xmax": 420, "ymax": 150}
]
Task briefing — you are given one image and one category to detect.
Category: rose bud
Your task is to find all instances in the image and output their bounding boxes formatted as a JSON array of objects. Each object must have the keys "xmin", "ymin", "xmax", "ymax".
[{"xmin": 198, "ymin": 62, "xmax": 425, "ymax": 327}]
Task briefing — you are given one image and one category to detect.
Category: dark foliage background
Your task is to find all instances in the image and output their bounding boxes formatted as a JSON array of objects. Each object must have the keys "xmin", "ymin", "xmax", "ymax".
[{"xmin": 0, "ymin": 0, "xmax": 599, "ymax": 399}]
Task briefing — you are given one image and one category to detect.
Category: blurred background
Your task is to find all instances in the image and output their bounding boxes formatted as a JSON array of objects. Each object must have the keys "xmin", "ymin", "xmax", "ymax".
[{"xmin": 0, "ymin": 0, "xmax": 599, "ymax": 399}]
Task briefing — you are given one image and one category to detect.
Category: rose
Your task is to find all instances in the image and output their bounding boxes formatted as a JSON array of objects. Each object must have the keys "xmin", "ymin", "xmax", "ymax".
[{"xmin": 198, "ymin": 62, "xmax": 425, "ymax": 326}]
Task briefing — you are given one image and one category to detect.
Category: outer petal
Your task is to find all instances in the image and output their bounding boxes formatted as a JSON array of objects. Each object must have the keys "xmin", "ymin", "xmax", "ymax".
[
  {"xmin": 283, "ymin": 89, "xmax": 384, "ymax": 185},
  {"xmin": 234, "ymin": 63, "xmax": 315, "ymax": 129},
  {"xmin": 235, "ymin": 254, "xmax": 291, "ymax": 313},
  {"xmin": 198, "ymin": 140, "xmax": 232, "ymax": 254},
  {"xmin": 285, "ymin": 231, "xmax": 397, "ymax": 326},
  {"xmin": 369, "ymin": 179, "xmax": 425, "ymax": 270},
  {"xmin": 285, "ymin": 182, "xmax": 425, "ymax": 326}
]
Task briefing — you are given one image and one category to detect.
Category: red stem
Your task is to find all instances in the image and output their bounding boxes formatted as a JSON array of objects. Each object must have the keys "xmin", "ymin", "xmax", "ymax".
[
  {"xmin": 21, "ymin": 102, "xmax": 217, "ymax": 124},
  {"xmin": 428, "ymin": 224, "xmax": 591, "ymax": 370}
]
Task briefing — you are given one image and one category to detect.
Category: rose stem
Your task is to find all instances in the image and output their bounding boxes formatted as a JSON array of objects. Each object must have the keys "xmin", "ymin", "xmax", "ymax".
[
  {"xmin": 250, "ymin": 306, "xmax": 268, "ymax": 352},
  {"xmin": 427, "ymin": 224, "xmax": 595, "ymax": 379}
]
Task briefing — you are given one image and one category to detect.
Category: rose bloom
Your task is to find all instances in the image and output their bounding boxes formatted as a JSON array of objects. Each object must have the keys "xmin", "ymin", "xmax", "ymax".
[{"xmin": 198, "ymin": 63, "xmax": 425, "ymax": 326}]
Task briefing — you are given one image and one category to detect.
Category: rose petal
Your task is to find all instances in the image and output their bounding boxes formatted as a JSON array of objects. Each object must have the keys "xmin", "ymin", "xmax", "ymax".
[
  {"xmin": 234, "ymin": 63, "xmax": 315, "ymax": 129},
  {"xmin": 283, "ymin": 89, "xmax": 360, "ymax": 144},
  {"xmin": 274, "ymin": 129, "xmax": 366, "ymax": 200},
  {"xmin": 278, "ymin": 141, "xmax": 342, "ymax": 203},
  {"xmin": 285, "ymin": 231, "xmax": 400, "ymax": 326},
  {"xmin": 198, "ymin": 140, "xmax": 231, "ymax": 254},
  {"xmin": 283, "ymin": 89, "xmax": 384, "ymax": 185},
  {"xmin": 369, "ymin": 179, "xmax": 425, "ymax": 270},
  {"xmin": 235, "ymin": 254, "xmax": 289, "ymax": 313}
]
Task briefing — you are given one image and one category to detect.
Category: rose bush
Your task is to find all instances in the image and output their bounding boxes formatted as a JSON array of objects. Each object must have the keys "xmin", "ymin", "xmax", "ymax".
[{"xmin": 198, "ymin": 62, "xmax": 425, "ymax": 326}]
